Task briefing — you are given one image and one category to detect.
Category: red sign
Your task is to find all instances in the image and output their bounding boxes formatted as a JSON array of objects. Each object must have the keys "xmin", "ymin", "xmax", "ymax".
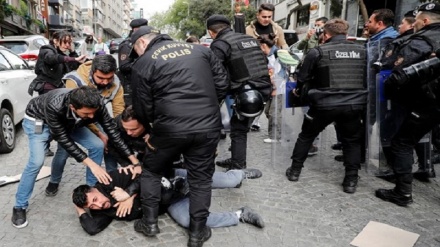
[{"xmin": 40, "ymin": 0, "xmax": 48, "ymax": 20}]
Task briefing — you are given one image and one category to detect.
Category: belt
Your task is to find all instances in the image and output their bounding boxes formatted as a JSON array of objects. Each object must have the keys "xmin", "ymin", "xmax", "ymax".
[{"xmin": 24, "ymin": 114, "xmax": 36, "ymax": 121}]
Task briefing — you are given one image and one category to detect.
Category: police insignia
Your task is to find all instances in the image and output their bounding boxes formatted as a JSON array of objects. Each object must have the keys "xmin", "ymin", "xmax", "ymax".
[
  {"xmin": 121, "ymin": 54, "xmax": 127, "ymax": 61},
  {"xmin": 385, "ymin": 50, "xmax": 393, "ymax": 58},
  {"xmin": 427, "ymin": 3, "xmax": 435, "ymax": 10},
  {"xmin": 394, "ymin": 56, "xmax": 404, "ymax": 66}
]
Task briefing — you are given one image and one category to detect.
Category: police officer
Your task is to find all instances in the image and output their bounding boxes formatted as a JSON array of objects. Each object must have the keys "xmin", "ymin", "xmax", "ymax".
[
  {"xmin": 207, "ymin": 15, "xmax": 271, "ymax": 170},
  {"xmin": 376, "ymin": 3, "xmax": 440, "ymax": 207},
  {"xmin": 128, "ymin": 26, "xmax": 229, "ymax": 247},
  {"xmin": 285, "ymin": 19, "xmax": 368, "ymax": 194},
  {"xmin": 117, "ymin": 18, "xmax": 148, "ymax": 106}
]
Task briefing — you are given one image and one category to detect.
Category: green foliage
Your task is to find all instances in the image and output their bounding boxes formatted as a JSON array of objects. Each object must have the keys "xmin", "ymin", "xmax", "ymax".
[{"xmin": 18, "ymin": 0, "xmax": 28, "ymax": 16}]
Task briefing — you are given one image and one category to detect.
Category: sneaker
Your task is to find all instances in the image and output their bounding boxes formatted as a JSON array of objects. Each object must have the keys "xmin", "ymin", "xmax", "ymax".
[
  {"xmin": 239, "ymin": 206, "xmax": 265, "ymax": 228},
  {"xmin": 188, "ymin": 226, "xmax": 212, "ymax": 247},
  {"xmin": 45, "ymin": 149, "xmax": 54, "ymax": 157},
  {"xmin": 45, "ymin": 182, "xmax": 59, "ymax": 196},
  {"xmin": 242, "ymin": 168, "xmax": 263, "ymax": 179},
  {"xmin": 375, "ymin": 188, "xmax": 413, "ymax": 207},
  {"xmin": 331, "ymin": 142, "xmax": 343, "ymax": 150},
  {"xmin": 285, "ymin": 166, "xmax": 302, "ymax": 181},
  {"xmin": 342, "ymin": 175, "xmax": 359, "ymax": 194},
  {"xmin": 134, "ymin": 219, "xmax": 160, "ymax": 237},
  {"xmin": 216, "ymin": 158, "xmax": 246, "ymax": 169},
  {"xmin": 250, "ymin": 124, "xmax": 260, "ymax": 131},
  {"xmin": 11, "ymin": 208, "xmax": 28, "ymax": 229},
  {"xmin": 263, "ymin": 138, "xmax": 279, "ymax": 143},
  {"xmin": 307, "ymin": 145, "xmax": 318, "ymax": 156}
]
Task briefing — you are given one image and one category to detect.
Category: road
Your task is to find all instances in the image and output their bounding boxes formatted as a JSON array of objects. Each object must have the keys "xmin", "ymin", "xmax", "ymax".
[{"xmin": 1, "ymin": 110, "xmax": 440, "ymax": 246}]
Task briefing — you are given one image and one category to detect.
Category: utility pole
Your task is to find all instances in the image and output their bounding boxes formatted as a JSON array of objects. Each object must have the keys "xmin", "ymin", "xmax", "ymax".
[{"xmin": 93, "ymin": 0, "xmax": 96, "ymax": 35}]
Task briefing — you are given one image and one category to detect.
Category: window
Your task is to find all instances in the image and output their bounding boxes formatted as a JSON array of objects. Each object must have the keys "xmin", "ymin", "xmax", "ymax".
[
  {"xmin": 330, "ymin": 0, "xmax": 342, "ymax": 18},
  {"xmin": 1, "ymin": 50, "xmax": 28, "ymax": 70},
  {"xmin": 296, "ymin": 4, "xmax": 310, "ymax": 27},
  {"xmin": 0, "ymin": 52, "xmax": 12, "ymax": 71},
  {"xmin": 33, "ymin": 39, "xmax": 47, "ymax": 49}
]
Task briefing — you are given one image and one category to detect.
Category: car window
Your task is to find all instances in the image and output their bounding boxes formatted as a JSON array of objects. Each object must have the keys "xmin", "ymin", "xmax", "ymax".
[
  {"xmin": 0, "ymin": 41, "xmax": 29, "ymax": 54},
  {"xmin": 34, "ymin": 38, "xmax": 47, "ymax": 48},
  {"xmin": 0, "ymin": 52, "xmax": 12, "ymax": 71},
  {"xmin": 1, "ymin": 49, "xmax": 28, "ymax": 70}
]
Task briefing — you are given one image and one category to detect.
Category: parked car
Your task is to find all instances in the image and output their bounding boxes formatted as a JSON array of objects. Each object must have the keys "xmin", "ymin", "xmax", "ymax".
[
  {"xmin": 200, "ymin": 36, "xmax": 213, "ymax": 48},
  {"xmin": 0, "ymin": 35, "xmax": 49, "ymax": 68},
  {"xmin": 0, "ymin": 46, "xmax": 36, "ymax": 153},
  {"xmin": 109, "ymin": 38, "xmax": 125, "ymax": 54},
  {"xmin": 283, "ymin": 30, "xmax": 299, "ymax": 47}
]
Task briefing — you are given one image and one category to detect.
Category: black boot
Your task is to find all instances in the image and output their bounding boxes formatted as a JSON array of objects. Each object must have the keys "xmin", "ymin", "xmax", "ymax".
[
  {"xmin": 342, "ymin": 175, "xmax": 359, "ymax": 194},
  {"xmin": 413, "ymin": 142, "xmax": 436, "ymax": 181},
  {"xmin": 375, "ymin": 173, "xmax": 413, "ymax": 207},
  {"xmin": 134, "ymin": 206, "xmax": 160, "ymax": 237},
  {"xmin": 188, "ymin": 219, "xmax": 211, "ymax": 247},
  {"xmin": 285, "ymin": 166, "xmax": 302, "ymax": 181},
  {"xmin": 216, "ymin": 158, "xmax": 246, "ymax": 170}
]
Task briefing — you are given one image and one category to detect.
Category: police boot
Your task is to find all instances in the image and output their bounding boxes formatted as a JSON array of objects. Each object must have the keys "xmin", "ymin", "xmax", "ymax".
[
  {"xmin": 216, "ymin": 158, "xmax": 246, "ymax": 170},
  {"xmin": 342, "ymin": 169, "xmax": 359, "ymax": 194},
  {"xmin": 375, "ymin": 173, "xmax": 413, "ymax": 207},
  {"xmin": 413, "ymin": 142, "xmax": 436, "ymax": 181},
  {"xmin": 188, "ymin": 219, "xmax": 211, "ymax": 247},
  {"xmin": 134, "ymin": 206, "xmax": 160, "ymax": 237},
  {"xmin": 285, "ymin": 165, "xmax": 302, "ymax": 182}
]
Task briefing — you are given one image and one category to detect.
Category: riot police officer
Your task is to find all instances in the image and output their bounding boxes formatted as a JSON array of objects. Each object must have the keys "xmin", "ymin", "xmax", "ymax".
[
  {"xmin": 285, "ymin": 19, "xmax": 368, "ymax": 194},
  {"xmin": 376, "ymin": 3, "xmax": 440, "ymax": 207},
  {"xmin": 207, "ymin": 15, "xmax": 272, "ymax": 170},
  {"xmin": 117, "ymin": 18, "xmax": 148, "ymax": 106}
]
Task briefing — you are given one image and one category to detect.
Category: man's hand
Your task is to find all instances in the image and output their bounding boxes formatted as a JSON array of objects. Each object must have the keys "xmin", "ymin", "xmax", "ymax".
[
  {"xmin": 110, "ymin": 186, "xmax": 130, "ymax": 202},
  {"xmin": 306, "ymin": 29, "xmax": 316, "ymax": 39},
  {"xmin": 119, "ymin": 165, "xmax": 142, "ymax": 179},
  {"xmin": 88, "ymin": 162, "xmax": 112, "ymax": 185},
  {"xmin": 114, "ymin": 196, "xmax": 134, "ymax": 218},
  {"xmin": 75, "ymin": 55, "xmax": 87, "ymax": 63}
]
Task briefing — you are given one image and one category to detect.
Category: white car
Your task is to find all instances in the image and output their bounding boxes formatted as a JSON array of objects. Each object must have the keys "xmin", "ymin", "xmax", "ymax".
[{"xmin": 0, "ymin": 46, "xmax": 36, "ymax": 153}]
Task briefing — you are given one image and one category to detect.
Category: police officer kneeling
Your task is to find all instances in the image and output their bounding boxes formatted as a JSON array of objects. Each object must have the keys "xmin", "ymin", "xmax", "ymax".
[{"xmin": 285, "ymin": 19, "xmax": 367, "ymax": 194}]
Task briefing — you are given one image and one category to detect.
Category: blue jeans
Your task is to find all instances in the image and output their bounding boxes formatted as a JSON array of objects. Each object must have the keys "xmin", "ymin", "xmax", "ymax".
[
  {"xmin": 50, "ymin": 127, "xmax": 104, "ymax": 186},
  {"xmin": 168, "ymin": 169, "xmax": 244, "ymax": 228},
  {"xmin": 15, "ymin": 118, "xmax": 51, "ymax": 208}
]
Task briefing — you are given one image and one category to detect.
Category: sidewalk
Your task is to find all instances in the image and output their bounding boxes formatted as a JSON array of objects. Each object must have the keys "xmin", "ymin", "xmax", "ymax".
[{"xmin": 1, "ymin": 115, "xmax": 440, "ymax": 247}]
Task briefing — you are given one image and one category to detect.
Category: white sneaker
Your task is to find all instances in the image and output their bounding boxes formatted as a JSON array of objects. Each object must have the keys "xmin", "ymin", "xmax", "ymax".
[{"xmin": 263, "ymin": 138, "xmax": 278, "ymax": 143}]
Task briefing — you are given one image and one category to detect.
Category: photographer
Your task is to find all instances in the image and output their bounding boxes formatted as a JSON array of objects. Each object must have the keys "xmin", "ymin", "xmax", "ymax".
[
  {"xmin": 297, "ymin": 17, "xmax": 328, "ymax": 56},
  {"xmin": 375, "ymin": 3, "xmax": 440, "ymax": 207}
]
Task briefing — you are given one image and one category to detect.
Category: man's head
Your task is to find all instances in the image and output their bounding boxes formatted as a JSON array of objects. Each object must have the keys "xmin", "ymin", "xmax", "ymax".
[
  {"xmin": 398, "ymin": 11, "xmax": 416, "ymax": 35},
  {"xmin": 314, "ymin": 17, "xmax": 328, "ymax": 28},
  {"xmin": 366, "ymin": 9, "xmax": 395, "ymax": 35},
  {"xmin": 69, "ymin": 86, "xmax": 102, "ymax": 120},
  {"xmin": 413, "ymin": 3, "xmax": 440, "ymax": 32},
  {"xmin": 130, "ymin": 26, "xmax": 160, "ymax": 57},
  {"xmin": 120, "ymin": 105, "xmax": 146, "ymax": 138},
  {"xmin": 129, "ymin": 18, "xmax": 149, "ymax": 36},
  {"xmin": 206, "ymin": 15, "xmax": 231, "ymax": 39},
  {"xmin": 321, "ymin": 18, "xmax": 349, "ymax": 42},
  {"xmin": 256, "ymin": 3, "xmax": 275, "ymax": 26},
  {"xmin": 91, "ymin": 55, "xmax": 117, "ymax": 88},
  {"xmin": 72, "ymin": 185, "xmax": 112, "ymax": 210}
]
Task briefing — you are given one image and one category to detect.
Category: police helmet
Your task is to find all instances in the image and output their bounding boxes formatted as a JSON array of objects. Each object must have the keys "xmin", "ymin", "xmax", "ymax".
[{"xmin": 232, "ymin": 85, "xmax": 265, "ymax": 119}]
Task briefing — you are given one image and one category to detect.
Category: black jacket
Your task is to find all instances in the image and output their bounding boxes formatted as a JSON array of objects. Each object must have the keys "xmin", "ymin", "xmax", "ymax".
[
  {"xmin": 131, "ymin": 34, "xmax": 229, "ymax": 135},
  {"xmin": 25, "ymin": 89, "xmax": 132, "ymax": 162},
  {"xmin": 34, "ymin": 44, "xmax": 80, "ymax": 87}
]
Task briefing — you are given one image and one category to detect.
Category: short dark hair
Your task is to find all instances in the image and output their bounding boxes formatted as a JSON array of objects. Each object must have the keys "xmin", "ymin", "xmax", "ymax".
[
  {"xmin": 69, "ymin": 86, "xmax": 102, "ymax": 110},
  {"xmin": 257, "ymin": 33, "xmax": 276, "ymax": 48},
  {"xmin": 185, "ymin": 36, "xmax": 200, "ymax": 43},
  {"xmin": 207, "ymin": 23, "xmax": 229, "ymax": 33},
  {"xmin": 91, "ymin": 54, "xmax": 117, "ymax": 74},
  {"xmin": 315, "ymin": 17, "xmax": 328, "ymax": 23},
  {"xmin": 72, "ymin": 184, "xmax": 92, "ymax": 208},
  {"xmin": 259, "ymin": 3, "xmax": 275, "ymax": 13},
  {"xmin": 121, "ymin": 105, "xmax": 138, "ymax": 122},
  {"xmin": 372, "ymin": 9, "xmax": 395, "ymax": 27},
  {"xmin": 323, "ymin": 18, "xmax": 349, "ymax": 36}
]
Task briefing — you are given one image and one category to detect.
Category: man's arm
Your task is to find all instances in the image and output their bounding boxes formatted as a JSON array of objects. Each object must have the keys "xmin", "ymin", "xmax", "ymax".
[
  {"xmin": 208, "ymin": 50, "xmax": 229, "ymax": 102},
  {"xmin": 75, "ymin": 205, "xmax": 113, "ymax": 235},
  {"xmin": 296, "ymin": 48, "xmax": 320, "ymax": 91},
  {"xmin": 275, "ymin": 26, "xmax": 288, "ymax": 49},
  {"xmin": 210, "ymin": 40, "xmax": 231, "ymax": 64}
]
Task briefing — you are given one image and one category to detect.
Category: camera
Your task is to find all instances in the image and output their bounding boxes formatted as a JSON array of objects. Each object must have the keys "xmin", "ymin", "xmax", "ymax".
[
  {"xmin": 314, "ymin": 27, "xmax": 324, "ymax": 37},
  {"xmin": 386, "ymin": 49, "xmax": 440, "ymax": 86}
]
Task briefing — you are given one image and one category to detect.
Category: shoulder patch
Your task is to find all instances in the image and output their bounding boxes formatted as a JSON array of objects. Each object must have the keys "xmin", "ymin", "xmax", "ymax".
[{"xmin": 120, "ymin": 54, "xmax": 127, "ymax": 61}]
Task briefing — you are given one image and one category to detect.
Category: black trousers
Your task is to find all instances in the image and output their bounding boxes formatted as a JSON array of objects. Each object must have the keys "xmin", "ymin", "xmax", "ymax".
[
  {"xmin": 230, "ymin": 113, "xmax": 254, "ymax": 163},
  {"xmin": 291, "ymin": 105, "xmax": 365, "ymax": 174},
  {"xmin": 140, "ymin": 131, "xmax": 220, "ymax": 225}
]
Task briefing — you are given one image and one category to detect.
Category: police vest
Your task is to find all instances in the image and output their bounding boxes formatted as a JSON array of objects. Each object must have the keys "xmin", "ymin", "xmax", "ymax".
[
  {"xmin": 216, "ymin": 31, "xmax": 268, "ymax": 89},
  {"xmin": 62, "ymin": 71, "xmax": 121, "ymax": 117},
  {"xmin": 401, "ymin": 28, "xmax": 440, "ymax": 57},
  {"xmin": 315, "ymin": 42, "xmax": 366, "ymax": 89}
]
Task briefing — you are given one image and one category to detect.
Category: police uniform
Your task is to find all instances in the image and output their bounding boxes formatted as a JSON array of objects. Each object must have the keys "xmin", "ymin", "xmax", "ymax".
[
  {"xmin": 129, "ymin": 26, "xmax": 229, "ymax": 241},
  {"xmin": 285, "ymin": 34, "xmax": 368, "ymax": 193},
  {"xmin": 117, "ymin": 18, "xmax": 148, "ymax": 106},
  {"xmin": 208, "ymin": 15, "xmax": 272, "ymax": 170},
  {"xmin": 375, "ymin": 3, "xmax": 440, "ymax": 206}
]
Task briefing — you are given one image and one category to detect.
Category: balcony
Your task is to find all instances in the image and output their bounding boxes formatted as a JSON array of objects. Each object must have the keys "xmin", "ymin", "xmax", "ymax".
[
  {"xmin": 3, "ymin": 14, "xmax": 41, "ymax": 34},
  {"xmin": 48, "ymin": 0, "xmax": 64, "ymax": 6},
  {"xmin": 49, "ymin": 14, "xmax": 65, "ymax": 26}
]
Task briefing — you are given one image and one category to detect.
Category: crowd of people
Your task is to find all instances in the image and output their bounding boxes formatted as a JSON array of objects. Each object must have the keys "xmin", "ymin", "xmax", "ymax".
[{"xmin": 9, "ymin": 2, "xmax": 440, "ymax": 247}]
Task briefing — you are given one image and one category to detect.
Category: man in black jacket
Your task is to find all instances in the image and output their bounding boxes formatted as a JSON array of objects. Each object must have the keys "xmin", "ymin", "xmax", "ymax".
[
  {"xmin": 207, "ymin": 15, "xmax": 271, "ymax": 170},
  {"xmin": 117, "ymin": 18, "xmax": 149, "ymax": 106},
  {"xmin": 284, "ymin": 19, "xmax": 368, "ymax": 194},
  {"xmin": 129, "ymin": 26, "xmax": 228, "ymax": 247},
  {"xmin": 11, "ymin": 87, "xmax": 139, "ymax": 229}
]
